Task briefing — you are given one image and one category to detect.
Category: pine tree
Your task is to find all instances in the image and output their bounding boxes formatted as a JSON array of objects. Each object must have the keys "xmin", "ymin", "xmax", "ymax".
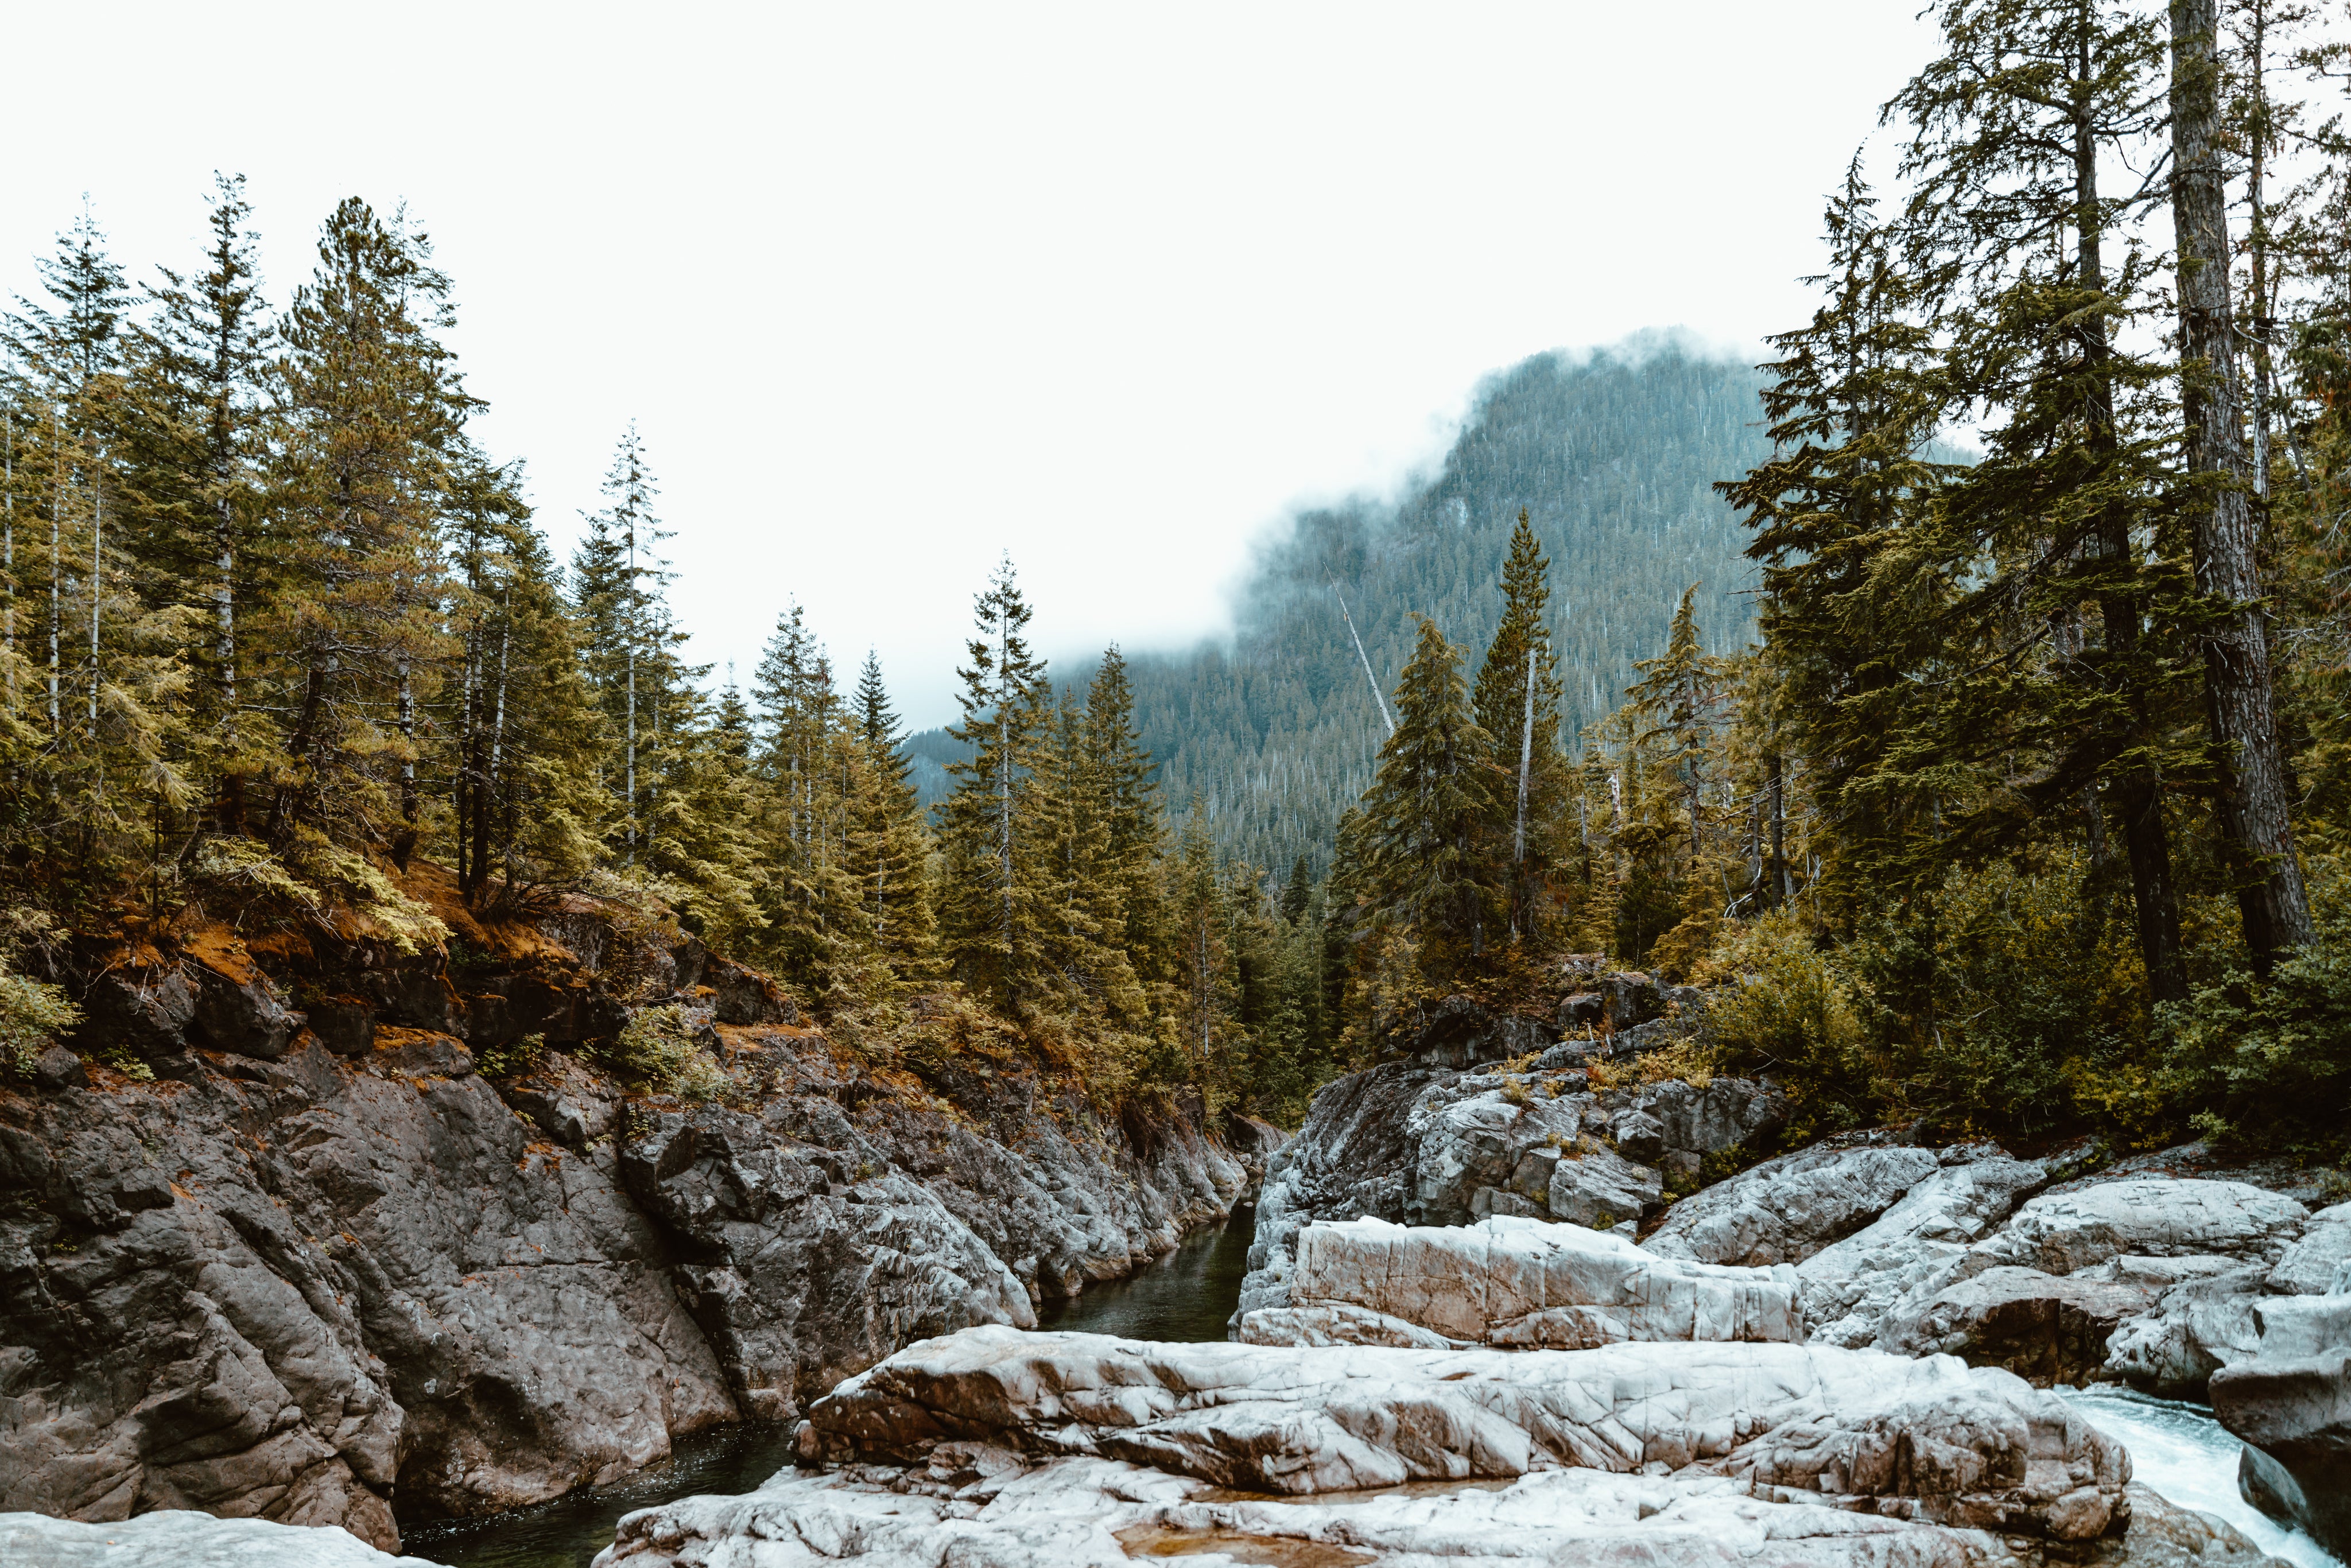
[
  {"xmin": 1354, "ymin": 616, "xmax": 1503, "ymax": 987},
  {"xmin": 937, "ymin": 556, "xmax": 1055, "ymax": 1006},
  {"xmin": 1169, "ymin": 802, "xmax": 1236, "ymax": 1088},
  {"xmin": 2169, "ymin": 0, "xmax": 2316, "ymax": 967},
  {"xmin": 1472, "ymin": 509, "xmax": 1571, "ymax": 942},
  {"xmin": 119, "ymin": 173, "xmax": 273, "ymax": 833},
  {"xmin": 1084, "ymin": 644, "xmax": 1167, "ymax": 984},
  {"xmin": 571, "ymin": 428, "xmax": 676, "ymax": 865},
  {"xmin": 447, "ymin": 501, "xmax": 605, "ymax": 900},
  {"xmin": 848, "ymin": 649, "xmax": 935, "ymax": 980},
  {"xmin": 265, "ymin": 198, "xmax": 467, "ymax": 865}
]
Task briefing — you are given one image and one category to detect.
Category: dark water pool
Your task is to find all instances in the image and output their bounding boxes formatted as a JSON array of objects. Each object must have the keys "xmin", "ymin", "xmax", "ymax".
[
  {"xmin": 402, "ymin": 1206, "xmax": 1255, "ymax": 1566},
  {"xmin": 1035, "ymin": 1201, "xmax": 1255, "ymax": 1342},
  {"xmin": 398, "ymin": 1422, "xmax": 798, "ymax": 1568}
]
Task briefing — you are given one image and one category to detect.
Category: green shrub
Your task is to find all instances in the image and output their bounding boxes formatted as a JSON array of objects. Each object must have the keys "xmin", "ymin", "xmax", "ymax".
[
  {"xmin": 2159, "ymin": 874, "xmax": 2351, "ymax": 1162},
  {"xmin": 475, "ymin": 1033, "xmax": 547, "ymax": 1080},
  {"xmin": 596, "ymin": 1006, "xmax": 729, "ymax": 1101},
  {"xmin": 0, "ymin": 967, "xmax": 82, "ymax": 1079},
  {"xmin": 1703, "ymin": 910, "xmax": 1871, "ymax": 1131}
]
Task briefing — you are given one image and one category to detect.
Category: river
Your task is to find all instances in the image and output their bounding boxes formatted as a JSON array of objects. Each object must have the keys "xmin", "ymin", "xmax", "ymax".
[
  {"xmin": 401, "ymin": 1202, "xmax": 2338, "ymax": 1568},
  {"xmin": 2055, "ymin": 1385, "xmax": 2340, "ymax": 1568}
]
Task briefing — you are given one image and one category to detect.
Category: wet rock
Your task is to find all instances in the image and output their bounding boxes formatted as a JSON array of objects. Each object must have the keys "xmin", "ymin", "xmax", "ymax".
[
  {"xmin": 701, "ymin": 957, "xmax": 796, "ymax": 1026},
  {"xmin": 1234, "ymin": 1058, "xmax": 1449, "ymax": 1318},
  {"xmin": 595, "ymin": 1462, "xmax": 2276, "ymax": 1568},
  {"xmin": 30, "ymin": 1045, "xmax": 85, "ymax": 1091},
  {"xmin": 1977, "ymin": 1179, "xmax": 2307, "ymax": 1276},
  {"xmin": 1609, "ymin": 1076, "xmax": 1787, "ymax": 1178},
  {"xmin": 1556, "ymin": 991, "xmax": 1603, "ymax": 1029},
  {"xmin": 496, "ymin": 1049, "xmax": 618, "ymax": 1150},
  {"xmin": 1254, "ymin": 1215, "xmax": 1799, "ymax": 1348},
  {"xmin": 0, "ymin": 1039, "xmax": 735, "ymax": 1544},
  {"xmin": 1601, "ymin": 970, "xmax": 1662, "ymax": 1030},
  {"xmin": 2213, "ymin": 1351, "xmax": 2351, "ymax": 1559},
  {"xmin": 2267, "ymin": 1200, "xmax": 2351, "ymax": 1295},
  {"xmin": 1508, "ymin": 1137, "xmax": 1664, "ymax": 1228},
  {"xmin": 306, "ymin": 997, "xmax": 378, "ymax": 1057},
  {"xmin": 1396, "ymin": 994, "xmax": 1554, "ymax": 1069},
  {"xmin": 3, "ymin": 902, "xmax": 1264, "ymax": 1548},
  {"xmin": 2097, "ymin": 1260, "xmax": 2272, "ymax": 1394},
  {"xmin": 73, "ymin": 962, "xmax": 197, "ymax": 1059},
  {"xmin": 1798, "ymin": 1149, "xmax": 2057, "ymax": 1348},
  {"xmin": 184, "ymin": 934, "xmax": 306, "ymax": 1061}
]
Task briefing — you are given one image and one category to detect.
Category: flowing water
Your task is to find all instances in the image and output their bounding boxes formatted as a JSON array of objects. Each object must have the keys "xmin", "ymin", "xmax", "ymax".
[
  {"xmin": 400, "ymin": 1206, "xmax": 1256, "ymax": 1565},
  {"xmin": 2057, "ymin": 1385, "xmax": 2340, "ymax": 1568}
]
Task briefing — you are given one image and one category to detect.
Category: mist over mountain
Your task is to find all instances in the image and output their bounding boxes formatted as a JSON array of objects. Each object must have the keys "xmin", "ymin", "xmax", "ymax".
[{"xmin": 907, "ymin": 336, "xmax": 1774, "ymax": 876}]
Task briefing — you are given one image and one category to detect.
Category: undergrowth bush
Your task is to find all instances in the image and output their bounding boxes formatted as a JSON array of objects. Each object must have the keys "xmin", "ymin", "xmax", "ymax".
[
  {"xmin": 2158, "ymin": 864, "xmax": 2351, "ymax": 1165},
  {"xmin": 595, "ymin": 1005, "xmax": 728, "ymax": 1101},
  {"xmin": 0, "ymin": 965, "xmax": 81, "ymax": 1079},
  {"xmin": 1699, "ymin": 854, "xmax": 2159, "ymax": 1144},
  {"xmin": 1701, "ymin": 910, "xmax": 1871, "ymax": 1134}
]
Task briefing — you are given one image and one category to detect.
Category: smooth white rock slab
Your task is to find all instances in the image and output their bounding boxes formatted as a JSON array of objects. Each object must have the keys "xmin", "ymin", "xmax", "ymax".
[
  {"xmin": 0, "ymin": 1509, "xmax": 448, "ymax": 1566},
  {"xmin": 1263, "ymin": 1214, "xmax": 1800, "ymax": 1348},
  {"xmin": 790, "ymin": 1324, "xmax": 2128, "ymax": 1541}
]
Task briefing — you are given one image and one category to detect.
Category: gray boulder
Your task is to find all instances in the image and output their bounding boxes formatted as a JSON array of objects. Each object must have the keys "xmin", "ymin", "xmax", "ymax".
[
  {"xmin": 1977, "ymin": 1179, "xmax": 2307, "ymax": 1276},
  {"xmin": 1798, "ymin": 1148, "xmax": 2055, "ymax": 1347},
  {"xmin": 1645, "ymin": 1140, "xmax": 1942, "ymax": 1267},
  {"xmin": 1249, "ymin": 1215, "xmax": 1799, "ymax": 1349},
  {"xmin": 0, "ymin": 1509, "xmax": 445, "ymax": 1566},
  {"xmin": 1878, "ymin": 1265, "xmax": 2155, "ymax": 1385},
  {"xmin": 1609, "ymin": 1076, "xmax": 1786, "ymax": 1178}
]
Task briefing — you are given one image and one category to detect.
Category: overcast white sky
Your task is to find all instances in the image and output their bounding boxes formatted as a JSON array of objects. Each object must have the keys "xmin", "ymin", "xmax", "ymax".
[{"xmin": 7, "ymin": 2, "xmax": 1945, "ymax": 728}]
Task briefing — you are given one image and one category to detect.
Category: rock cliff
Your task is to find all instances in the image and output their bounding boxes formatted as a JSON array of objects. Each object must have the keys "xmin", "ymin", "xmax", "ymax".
[{"xmin": 0, "ymin": 876, "xmax": 1249, "ymax": 1552}]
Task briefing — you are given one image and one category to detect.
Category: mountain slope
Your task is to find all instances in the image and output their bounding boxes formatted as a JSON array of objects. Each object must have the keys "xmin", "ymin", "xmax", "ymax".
[{"xmin": 913, "ymin": 337, "xmax": 1774, "ymax": 877}]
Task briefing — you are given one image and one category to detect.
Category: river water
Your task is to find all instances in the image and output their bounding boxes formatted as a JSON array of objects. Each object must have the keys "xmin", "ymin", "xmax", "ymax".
[
  {"xmin": 404, "ymin": 1202, "xmax": 2337, "ymax": 1568},
  {"xmin": 2055, "ymin": 1385, "xmax": 2339, "ymax": 1568}
]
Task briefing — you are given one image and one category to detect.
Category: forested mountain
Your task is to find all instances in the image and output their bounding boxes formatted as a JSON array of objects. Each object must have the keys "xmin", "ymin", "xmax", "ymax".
[{"xmin": 910, "ymin": 339, "xmax": 1776, "ymax": 879}]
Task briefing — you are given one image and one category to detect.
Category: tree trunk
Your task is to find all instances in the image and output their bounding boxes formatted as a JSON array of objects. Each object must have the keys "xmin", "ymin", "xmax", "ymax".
[
  {"xmin": 269, "ymin": 657, "xmax": 330, "ymax": 845},
  {"xmin": 48, "ymin": 411, "xmax": 61, "ymax": 736},
  {"xmin": 2170, "ymin": 0, "xmax": 2315, "ymax": 969},
  {"xmin": 476, "ymin": 600, "xmax": 508, "ymax": 898},
  {"xmin": 4, "ymin": 411, "xmax": 13, "ymax": 701},
  {"xmin": 2067, "ymin": 28, "xmax": 2189, "ymax": 1001},
  {"xmin": 87, "ymin": 458, "xmax": 100, "ymax": 739}
]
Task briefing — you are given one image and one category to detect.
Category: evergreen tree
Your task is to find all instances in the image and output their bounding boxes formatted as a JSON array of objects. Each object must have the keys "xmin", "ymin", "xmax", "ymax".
[
  {"xmin": 848, "ymin": 649, "xmax": 934, "ymax": 980},
  {"xmin": 119, "ymin": 174, "xmax": 273, "ymax": 832},
  {"xmin": 2168, "ymin": 0, "xmax": 2316, "ymax": 967},
  {"xmin": 1353, "ymin": 616, "xmax": 1503, "ymax": 988},
  {"xmin": 571, "ymin": 427, "xmax": 679, "ymax": 864},
  {"xmin": 937, "ymin": 556, "xmax": 1055, "ymax": 1006},
  {"xmin": 1084, "ymin": 644, "xmax": 1167, "ymax": 984},
  {"xmin": 1471, "ymin": 509, "xmax": 1571, "ymax": 942},
  {"xmin": 262, "ymin": 198, "xmax": 466, "ymax": 865}
]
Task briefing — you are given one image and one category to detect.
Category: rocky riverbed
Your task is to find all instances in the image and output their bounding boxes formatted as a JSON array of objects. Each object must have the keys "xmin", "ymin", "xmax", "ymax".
[{"xmin": 9, "ymin": 955, "xmax": 2349, "ymax": 1566}]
